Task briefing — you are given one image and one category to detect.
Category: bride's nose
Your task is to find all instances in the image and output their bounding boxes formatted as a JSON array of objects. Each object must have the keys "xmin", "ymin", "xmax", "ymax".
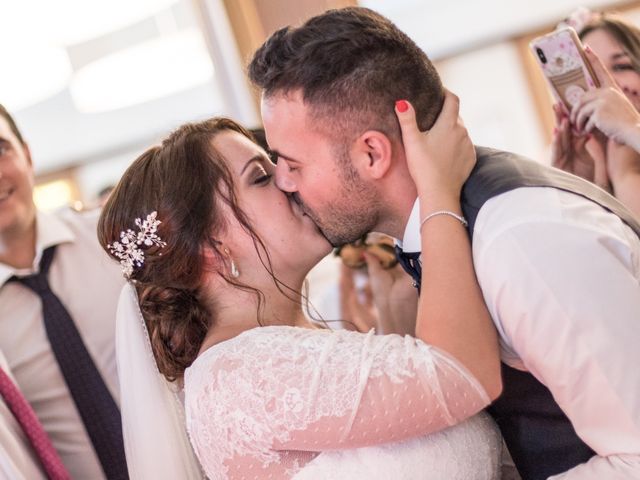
[{"xmin": 274, "ymin": 162, "xmax": 297, "ymax": 192}]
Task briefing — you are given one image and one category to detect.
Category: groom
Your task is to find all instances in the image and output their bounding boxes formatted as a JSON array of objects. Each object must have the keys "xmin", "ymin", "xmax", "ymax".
[{"xmin": 248, "ymin": 7, "xmax": 640, "ymax": 480}]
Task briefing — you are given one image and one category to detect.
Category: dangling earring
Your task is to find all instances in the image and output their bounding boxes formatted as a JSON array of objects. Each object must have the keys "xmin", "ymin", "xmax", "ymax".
[
  {"xmin": 224, "ymin": 248, "xmax": 240, "ymax": 278},
  {"xmin": 230, "ymin": 259, "xmax": 240, "ymax": 278}
]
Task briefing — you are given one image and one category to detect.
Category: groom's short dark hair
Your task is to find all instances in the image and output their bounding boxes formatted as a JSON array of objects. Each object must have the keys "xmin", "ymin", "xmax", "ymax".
[{"xmin": 248, "ymin": 7, "xmax": 444, "ymax": 145}]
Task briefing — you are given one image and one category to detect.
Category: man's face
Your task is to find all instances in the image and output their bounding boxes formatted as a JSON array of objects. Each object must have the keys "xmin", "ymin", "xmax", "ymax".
[
  {"xmin": 0, "ymin": 117, "xmax": 36, "ymax": 237},
  {"xmin": 261, "ymin": 91, "xmax": 380, "ymax": 247}
]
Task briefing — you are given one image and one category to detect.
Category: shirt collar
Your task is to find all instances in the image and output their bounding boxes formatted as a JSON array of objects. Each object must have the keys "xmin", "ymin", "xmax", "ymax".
[
  {"xmin": 396, "ymin": 197, "xmax": 422, "ymax": 253},
  {"xmin": 0, "ymin": 210, "xmax": 75, "ymax": 284}
]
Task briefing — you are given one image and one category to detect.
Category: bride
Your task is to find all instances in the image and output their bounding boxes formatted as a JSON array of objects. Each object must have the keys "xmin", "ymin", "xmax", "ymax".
[{"xmin": 97, "ymin": 96, "xmax": 503, "ymax": 479}]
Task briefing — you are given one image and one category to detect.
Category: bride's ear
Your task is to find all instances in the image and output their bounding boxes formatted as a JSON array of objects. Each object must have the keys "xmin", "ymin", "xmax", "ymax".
[
  {"xmin": 353, "ymin": 130, "xmax": 393, "ymax": 180},
  {"xmin": 203, "ymin": 241, "xmax": 240, "ymax": 279},
  {"xmin": 202, "ymin": 239, "xmax": 223, "ymax": 271}
]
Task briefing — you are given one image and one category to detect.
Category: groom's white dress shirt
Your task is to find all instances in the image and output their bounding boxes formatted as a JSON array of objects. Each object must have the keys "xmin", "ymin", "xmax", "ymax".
[
  {"xmin": 400, "ymin": 187, "xmax": 640, "ymax": 479},
  {"xmin": 0, "ymin": 209, "xmax": 124, "ymax": 479}
]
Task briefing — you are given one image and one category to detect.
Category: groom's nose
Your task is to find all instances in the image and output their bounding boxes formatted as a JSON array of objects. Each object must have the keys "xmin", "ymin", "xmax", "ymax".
[{"xmin": 274, "ymin": 161, "xmax": 297, "ymax": 193}]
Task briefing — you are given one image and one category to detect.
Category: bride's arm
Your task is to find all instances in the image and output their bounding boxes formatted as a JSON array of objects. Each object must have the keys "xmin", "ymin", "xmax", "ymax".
[
  {"xmin": 395, "ymin": 94, "xmax": 501, "ymax": 399},
  {"xmin": 199, "ymin": 327, "xmax": 494, "ymax": 452}
]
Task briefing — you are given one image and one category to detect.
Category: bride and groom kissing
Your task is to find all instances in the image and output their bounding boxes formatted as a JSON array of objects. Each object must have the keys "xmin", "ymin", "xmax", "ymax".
[{"xmin": 101, "ymin": 7, "xmax": 640, "ymax": 480}]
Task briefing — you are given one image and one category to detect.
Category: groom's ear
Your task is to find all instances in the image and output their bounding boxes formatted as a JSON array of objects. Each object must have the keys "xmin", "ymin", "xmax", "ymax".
[{"xmin": 353, "ymin": 130, "xmax": 393, "ymax": 180}]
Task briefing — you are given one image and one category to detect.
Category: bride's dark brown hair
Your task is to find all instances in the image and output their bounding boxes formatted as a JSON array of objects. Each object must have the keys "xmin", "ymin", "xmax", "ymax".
[{"xmin": 98, "ymin": 118, "xmax": 278, "ymax": 381}]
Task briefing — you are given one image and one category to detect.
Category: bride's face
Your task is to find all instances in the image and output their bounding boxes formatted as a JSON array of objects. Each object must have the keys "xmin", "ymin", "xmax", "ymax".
[{"xmin": 212, "ymin": 130, "xmax": 332, "ymax": 279}]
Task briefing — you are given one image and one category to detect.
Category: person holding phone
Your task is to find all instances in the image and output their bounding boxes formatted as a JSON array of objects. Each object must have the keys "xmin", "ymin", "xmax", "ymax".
[{"xmin": 551, "ymin": 11, "xmax": 640, "ymax": 219}]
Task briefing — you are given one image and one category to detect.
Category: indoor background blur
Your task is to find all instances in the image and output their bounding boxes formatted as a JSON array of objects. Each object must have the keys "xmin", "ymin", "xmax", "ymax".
[{"xmin": 2, "ymin": 0, "xmax": 640, "ymax": 211}]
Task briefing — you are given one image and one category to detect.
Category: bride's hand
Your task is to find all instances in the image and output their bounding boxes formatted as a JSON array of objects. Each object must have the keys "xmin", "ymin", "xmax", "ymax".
[{"xmin": 395, "ymin": 91, "xmax": 476, "ymax": 203}]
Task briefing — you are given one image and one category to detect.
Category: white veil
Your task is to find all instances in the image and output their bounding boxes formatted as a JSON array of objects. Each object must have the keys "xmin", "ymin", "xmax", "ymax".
[{"xmin": 115, "ymin": 283, "xmax": 205, "ymax": 479}]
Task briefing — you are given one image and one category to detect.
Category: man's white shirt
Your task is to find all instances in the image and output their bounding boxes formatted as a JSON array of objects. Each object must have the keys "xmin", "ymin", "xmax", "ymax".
[
  {"xmin": 401, "ymin": 187, "xmax": 640, "ymax": 479},
  {"xmin": 0, "ymin": 209, "xmax": 124, "ymax": 479}
]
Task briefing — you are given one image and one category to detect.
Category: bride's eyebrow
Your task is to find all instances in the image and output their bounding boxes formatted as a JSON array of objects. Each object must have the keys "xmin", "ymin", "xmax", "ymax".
[{"xmin": 240, "ymin": 154, "xmax": 270, "ymax": 175}]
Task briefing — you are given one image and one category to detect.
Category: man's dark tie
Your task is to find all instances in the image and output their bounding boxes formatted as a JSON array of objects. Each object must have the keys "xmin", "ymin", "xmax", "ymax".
[
  {"xmin": 394, "ymin": 245, "xmax": 422, "ymax": 292},
  {"xmin": 0, "ymin": 367, "xmax": 71, "ymax": 480},
  {"xmin": 9, "ymin": 246, "xmax": 128, "ymax": 480}
]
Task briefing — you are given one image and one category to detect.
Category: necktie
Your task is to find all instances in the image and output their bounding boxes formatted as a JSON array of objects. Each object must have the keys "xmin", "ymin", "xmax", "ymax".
[
  {"xmin": 10, "ymin": 246, "xmax": 128, "ymax": 480},
  {"xmin": 0, "ymin": 367, "xmax": 71, "ymax": 480},
  {"xmin": 394, "ymin": 245, "xmax": 422, "ymax": 292}
]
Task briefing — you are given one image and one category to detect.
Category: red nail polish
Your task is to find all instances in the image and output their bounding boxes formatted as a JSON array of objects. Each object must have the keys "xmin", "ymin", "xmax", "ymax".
[{"xmin": 395, "ymin": 100, "xmax": 409, "ymax": 113}]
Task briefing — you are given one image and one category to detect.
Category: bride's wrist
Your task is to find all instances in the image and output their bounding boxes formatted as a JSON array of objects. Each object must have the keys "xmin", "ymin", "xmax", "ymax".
[
  {"xmin": 417, "ymin": 190, "xmax": 462, "ymax": 213},
  {"xmin": 419, "ymin": 203, "xmax": 465, "ymax": 230},
  {"xmin": 419, "ymin": 210, "xmax": 468, "ymax": 232}
]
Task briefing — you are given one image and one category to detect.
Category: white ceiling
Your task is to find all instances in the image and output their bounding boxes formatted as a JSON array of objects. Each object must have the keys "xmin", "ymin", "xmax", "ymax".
[
  {"xmin": 362, "ymin": 0, "xmax": 639, "ymax": 58},
  {"xmin": 1, "ymin": 0, "xmax": 230, "ymax": 174},
  {"xmin": 2, "ymin": 0, "xmax": 638, "ymax": 174}
]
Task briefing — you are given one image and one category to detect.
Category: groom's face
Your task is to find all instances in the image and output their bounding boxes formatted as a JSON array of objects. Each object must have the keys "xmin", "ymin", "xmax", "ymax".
[{"xmin": 261, "ymin": 91, "xmax": 379, "ymax": 247}]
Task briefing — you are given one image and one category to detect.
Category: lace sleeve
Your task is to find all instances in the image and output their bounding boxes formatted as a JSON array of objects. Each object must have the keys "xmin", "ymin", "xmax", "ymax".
[{"xmin": 186, "ymin": 326, "xmax": 489, "ymax": 457}]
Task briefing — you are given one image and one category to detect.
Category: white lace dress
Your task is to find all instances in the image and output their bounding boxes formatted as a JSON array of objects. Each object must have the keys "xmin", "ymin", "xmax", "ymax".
[{"xmin": 184, "ymin": 326, "xmax": 502, "ymax": 480}]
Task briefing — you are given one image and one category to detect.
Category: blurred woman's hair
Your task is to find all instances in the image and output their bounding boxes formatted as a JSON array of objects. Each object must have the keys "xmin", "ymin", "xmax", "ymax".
[{"xmin": 580, "ymin": 13, "xmax": 640, "ymax": 73}]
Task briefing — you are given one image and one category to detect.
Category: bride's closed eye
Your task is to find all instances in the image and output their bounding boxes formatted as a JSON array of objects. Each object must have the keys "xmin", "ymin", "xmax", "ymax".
[{"xmin": 251, "ymin": 164, "xmax": 273, "ymax": 185}]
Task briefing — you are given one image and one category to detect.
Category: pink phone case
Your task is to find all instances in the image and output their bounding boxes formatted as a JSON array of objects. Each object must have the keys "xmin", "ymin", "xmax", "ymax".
[{"xmin": 530, "ymin": 27, "xmax": 599, "ymax": 109}]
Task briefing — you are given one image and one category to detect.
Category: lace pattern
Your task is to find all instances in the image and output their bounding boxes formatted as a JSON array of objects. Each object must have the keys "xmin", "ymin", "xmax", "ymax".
[{"xmin": 185, "ymin": 326, "xmax": 491, "ymax": 480}]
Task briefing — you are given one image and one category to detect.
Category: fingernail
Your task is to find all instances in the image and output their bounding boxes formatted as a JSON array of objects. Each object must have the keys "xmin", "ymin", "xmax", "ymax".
[
  {"xmin": 585, "ymin": 45, "xmax": 592, "ymax": 53},
  {"xmin": 395, "ymin": 100, "xmax": 409, "ymax": 113}
]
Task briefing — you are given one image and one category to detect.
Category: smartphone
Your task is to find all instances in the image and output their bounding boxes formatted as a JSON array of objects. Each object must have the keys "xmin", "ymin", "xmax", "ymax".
[{"xmin": 530, "ymin": 27, "xmax": 600, "ymax": 110}]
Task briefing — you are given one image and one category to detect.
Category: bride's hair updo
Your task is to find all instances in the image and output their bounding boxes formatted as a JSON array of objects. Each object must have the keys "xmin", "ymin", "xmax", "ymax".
[{"xmin": 98, "ymin": 118, "xmax": 263, "ymax": 381}]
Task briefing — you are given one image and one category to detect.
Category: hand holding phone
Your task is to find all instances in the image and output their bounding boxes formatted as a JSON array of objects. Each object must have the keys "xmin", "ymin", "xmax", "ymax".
[{"xmin": 530, "ymin": 27, "xmax": 600, "ymax": 111}]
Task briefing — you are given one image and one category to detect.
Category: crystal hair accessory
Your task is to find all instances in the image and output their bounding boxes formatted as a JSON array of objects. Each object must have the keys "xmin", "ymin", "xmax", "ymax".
[{"xmin": 108, "ymin": 211, "xmax": 167, "ymax": 278}]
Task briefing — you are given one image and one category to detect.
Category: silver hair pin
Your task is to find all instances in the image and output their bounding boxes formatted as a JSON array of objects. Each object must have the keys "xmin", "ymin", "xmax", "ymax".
[{"xmin": 108, "ymin": 211, "xmax": 167, "ymax": 278}]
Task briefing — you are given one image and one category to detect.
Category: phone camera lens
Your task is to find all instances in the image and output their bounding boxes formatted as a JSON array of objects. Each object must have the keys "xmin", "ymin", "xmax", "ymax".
[{"xmin": 536, "ymin": 47, "xmax": 547, "ymax": 64}]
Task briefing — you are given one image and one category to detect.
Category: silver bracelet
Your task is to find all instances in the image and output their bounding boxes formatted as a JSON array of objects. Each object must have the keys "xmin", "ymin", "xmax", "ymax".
[{"xmin": 420, "ymin": 210, "xmax": 468, "ymax": 229}]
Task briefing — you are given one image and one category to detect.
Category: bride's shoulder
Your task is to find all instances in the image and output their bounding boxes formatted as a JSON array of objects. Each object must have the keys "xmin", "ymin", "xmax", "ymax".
[
  {"xmin": 184, "ymin": 326, "xmax": 326, "ymax": 395},
  {"xmin": 185, "ymin": 326, "xmax": 365, "ymax": 379},
  {"xmin": 188, "ymin": 326, "xmax": 310, "ymax": 367}
]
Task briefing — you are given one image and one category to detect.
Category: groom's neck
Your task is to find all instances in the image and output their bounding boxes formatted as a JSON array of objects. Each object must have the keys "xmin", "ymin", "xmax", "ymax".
[{"xmin": 372, "ymin": 166, "xmax": 418, "ymax": 240}]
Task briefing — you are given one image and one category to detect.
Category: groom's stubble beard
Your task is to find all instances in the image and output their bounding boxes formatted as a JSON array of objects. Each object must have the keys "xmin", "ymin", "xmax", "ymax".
[{"xmin": 299, "ymin": 162, "xmax": 381, "ymax": 248}]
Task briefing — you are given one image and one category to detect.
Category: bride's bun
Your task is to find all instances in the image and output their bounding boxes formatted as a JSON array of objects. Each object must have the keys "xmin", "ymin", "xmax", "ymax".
[{"xmin": 138, "ymin": 285, "xmax": 209, "ymax": 381}]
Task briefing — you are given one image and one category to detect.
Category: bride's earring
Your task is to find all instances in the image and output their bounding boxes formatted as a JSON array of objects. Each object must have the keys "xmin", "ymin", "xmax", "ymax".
[
  {"xmin": 223, "ymin": 248, "xmax": 240, "ymax": 278},
  {"xmin": 230, "ymin": 259, "xmax": 240, "ymax": 278}
]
